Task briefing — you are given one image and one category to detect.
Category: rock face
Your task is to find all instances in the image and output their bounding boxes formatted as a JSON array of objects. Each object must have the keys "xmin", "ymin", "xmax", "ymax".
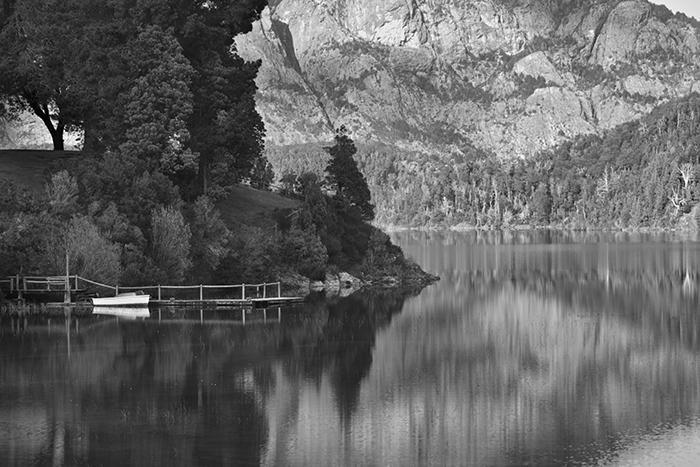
[
  {"xmin": 232, "ymin": 0, "xmax": 700, "ymax": 164},
  {"xmin": 513, "ymin": 51, "xmax": 566, "ymax": 86}
]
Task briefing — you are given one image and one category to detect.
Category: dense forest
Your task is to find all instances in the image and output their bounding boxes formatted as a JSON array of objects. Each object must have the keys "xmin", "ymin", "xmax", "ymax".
[
  {"xmin": 0, "ymin": 0, "xmax": 427, "ymax": 290},
  {"xmin": 269, "ymin": 94, "xmax": 700, "ymax": 231}
]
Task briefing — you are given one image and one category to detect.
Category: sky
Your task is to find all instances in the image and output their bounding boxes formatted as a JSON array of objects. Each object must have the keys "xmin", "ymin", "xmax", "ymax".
[{"xmin": 654, "ymin": 0, "xmax": 700, "ymax": 20}]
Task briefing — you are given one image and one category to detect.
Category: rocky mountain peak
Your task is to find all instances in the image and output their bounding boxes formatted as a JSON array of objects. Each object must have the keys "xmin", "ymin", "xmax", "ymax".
[{"xmin": 233, "ymin": 0, "xmax": 700, "ymax": 161}]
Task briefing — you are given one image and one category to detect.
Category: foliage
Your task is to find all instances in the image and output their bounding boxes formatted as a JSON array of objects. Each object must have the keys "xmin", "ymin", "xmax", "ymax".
[
  {"xmin": 267, "ymin": 95, "xmax": 700, "ymax": 231},
  {"xmin": 0, "ymin": 0, "xmax": 93, "ymax": 150},
  {"xmin": 278, "ymin": 227, "xmax": 328, "ymax": 280},
  {"xmin": 324, "ymin": 126, "xmax": 375, "ymax": 221},
  {"xmin": 58, "ymin": 215, "xmax": 121, "ymax": 285},
  {"xmin": 118, "ymin": 25, "xmax": 197, "ymax": 181},
  {"xmin": 187, "ymin": 196, "xmax": 231, "ymax": 282},
  {"xmin": 216, "ymin": 225, "xmax": 278, "ymax": 283},
  {"xmin": 45, "ymin": 170, "xmax": 79, "ymax": 217},
  {"xmin": 0, "ymin": 211, "xmax": 59, "ymax": 276},
  {"xmin": 151, "ymin": 206, "xmax": 192, "ymax": 284},
  {"xmin": 0, "ymin": 0, "xmax": 267, "ymax": 195},
  {"xmin": 249, "ymin": 156, "xmax": 275, "ymax": 190}
]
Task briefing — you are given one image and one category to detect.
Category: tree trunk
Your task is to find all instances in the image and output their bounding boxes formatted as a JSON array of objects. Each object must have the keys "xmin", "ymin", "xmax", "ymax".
[
  {"xmin": 50, "ymin": 125, "xmax": 65, "ymax": 151},
  {"xmin": 27, "ymin": 97, "xmax": 65, "ymax": 151}
]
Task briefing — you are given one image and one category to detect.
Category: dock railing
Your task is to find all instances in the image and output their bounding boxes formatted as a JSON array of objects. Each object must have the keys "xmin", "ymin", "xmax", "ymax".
[
  {"xmin": 60, "ymin": 276, "xmax": 282, "ymax": 301},
  {"xmin": 2, "ymin": 275, "xmax": 285, "ymax": 303}
]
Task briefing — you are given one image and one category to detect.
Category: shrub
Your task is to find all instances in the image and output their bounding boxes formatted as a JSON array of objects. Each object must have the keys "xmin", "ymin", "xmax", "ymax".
[{"xmin": 151, "ymin": 206, "xmax": 191, "ymax": 283}]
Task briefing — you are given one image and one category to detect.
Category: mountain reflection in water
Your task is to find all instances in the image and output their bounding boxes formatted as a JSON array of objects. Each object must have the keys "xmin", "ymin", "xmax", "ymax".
[{"xmin": 1, "ymin": 230, "xmax": 700, "ymax": 466}]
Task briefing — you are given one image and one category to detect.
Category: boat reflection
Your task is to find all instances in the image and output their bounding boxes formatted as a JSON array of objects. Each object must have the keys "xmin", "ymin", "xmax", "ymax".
[{"xmin": 92, "ymin": 306, "xmax": 151, "ymax": 320}]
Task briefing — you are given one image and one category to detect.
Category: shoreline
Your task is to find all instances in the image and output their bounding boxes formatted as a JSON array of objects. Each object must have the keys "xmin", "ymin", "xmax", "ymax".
[{"xmin": 376, "ymin": 223, "xmax": 696, "ymax": 234}]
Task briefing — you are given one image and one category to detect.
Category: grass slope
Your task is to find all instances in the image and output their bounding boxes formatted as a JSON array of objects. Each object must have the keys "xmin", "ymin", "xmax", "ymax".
[
  {"xmin": 217, "ymin": 185, "xmax": 298, "ymax": 227},
  {"xmin": 0, "ymin": 149, "xmax": 299, "ymax": 223},
  {"xmin": 0, "ymin": 150, "xmax": 81, "ymax": 190}
]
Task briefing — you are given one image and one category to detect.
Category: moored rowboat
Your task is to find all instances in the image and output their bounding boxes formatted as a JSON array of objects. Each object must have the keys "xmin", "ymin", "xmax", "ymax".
[{"xmin": 92, "ymin": 293, "xmax": 150, "ymax": 307}]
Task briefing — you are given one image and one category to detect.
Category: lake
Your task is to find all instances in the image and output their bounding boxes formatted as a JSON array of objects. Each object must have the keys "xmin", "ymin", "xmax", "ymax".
[{"xmin": 2, "ymin": 230, "xmax": 700, "ymax": 466}]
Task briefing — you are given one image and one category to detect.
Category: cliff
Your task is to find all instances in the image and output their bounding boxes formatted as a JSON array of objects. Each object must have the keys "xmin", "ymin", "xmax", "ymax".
[{"xmin": 234, "ymin": 0, "xmax": 700, "ymax": 161}]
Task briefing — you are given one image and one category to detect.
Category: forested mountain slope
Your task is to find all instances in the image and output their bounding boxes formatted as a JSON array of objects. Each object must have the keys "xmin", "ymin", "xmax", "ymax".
[
  {"xmin": 240, "ymin": 0, "xmax": 700, "ymax": 227},
  {"xmin": 270, "ymin": 94, "xmax": 700, "ymax": 229}
]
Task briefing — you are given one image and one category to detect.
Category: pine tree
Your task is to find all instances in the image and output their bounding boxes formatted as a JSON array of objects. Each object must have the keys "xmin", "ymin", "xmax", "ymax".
[{"xmin": 324, "ymin": 126, "xmax": 375, "ymax": 221}]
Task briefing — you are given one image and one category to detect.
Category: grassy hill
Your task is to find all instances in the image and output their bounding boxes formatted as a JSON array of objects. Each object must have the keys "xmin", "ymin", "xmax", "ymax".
[
  {"xmin": 217, "ymin": 185, "xmax": 298, "ymax": 227},
  {"xmin": 0, "ymin": 150, "xmax": 81, "ymax": 190},
  {"xmin": 0, "ymin": 149, "xmax": 298, "ymax": 224}
]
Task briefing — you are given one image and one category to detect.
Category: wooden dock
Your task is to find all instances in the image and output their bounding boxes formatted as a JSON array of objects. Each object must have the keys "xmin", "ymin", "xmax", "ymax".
[
  {"xmin": 151, "ymin": 297, "xmax": 304, "ymax": 307},
  {"xmin": 0, "ymin": 275, "xmax": 304, "ymax": 307}
]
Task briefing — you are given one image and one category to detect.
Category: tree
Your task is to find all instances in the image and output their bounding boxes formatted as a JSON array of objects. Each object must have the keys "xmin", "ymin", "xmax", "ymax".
[
  {"xmin": 59, "ymin": 215, "xmax": 121, "ymax": 284},
  {"xmin": 0, "ymin": 0, "xmax": 268, "ymax": 186},
  {"xmin": 117, "ymin": 0, "xmax": 268, "ymax": 196},
  {"xmin": 531, "ymin": 182, "xmax": 552, "ymax": 224},
  {"xmin": 45, "ymin": 170, "xmax": 78, "ymax": 217},
  {"xmin": 0, "ymin": 0, "xmax": 95, "ymax": 150},
  {"xmin": 325, "ymin": 126, "xmax": 375, "ymax": 221},
  {"xmin": 188, "ymin": 196, "xmax": 230, "ymax": 281},
  {"xmin": 151, "ymin": 206, "xmax": 192, "ymax": 283},
  {"xmin": 118, "ymin": 25, "xmax": 197, "ymax": 181}
]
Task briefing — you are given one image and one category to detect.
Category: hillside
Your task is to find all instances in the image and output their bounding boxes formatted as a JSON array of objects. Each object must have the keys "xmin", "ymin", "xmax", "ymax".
[
  {"xmin": 236, "ymin": 0, "xmax": 700, "ymax": 161},
  {"xmin": 0, "ymin": 150, "xmax": 299, "ymax": 224},
  {"xmin": 0, "ymin": 150, "xmax": 82, "ymax": 189}
]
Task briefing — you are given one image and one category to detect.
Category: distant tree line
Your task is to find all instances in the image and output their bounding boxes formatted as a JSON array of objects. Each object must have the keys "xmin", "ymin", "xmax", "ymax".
[{"xmin": 269, "ymin": 94, "xmax": 700, "ymax": 230}]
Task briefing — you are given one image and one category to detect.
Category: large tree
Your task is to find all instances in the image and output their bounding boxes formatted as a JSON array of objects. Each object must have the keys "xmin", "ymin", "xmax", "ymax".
[
  {"xmin": 0, "ymin": 0, "xmax": 267, "ymax": 195},
  {"xmin": 127, "ymin": 0, "xmax": 267, "ymax": 195},
  {"xmin": 0, "ymin": 0, "xmax": 96, "ymax": 150}
]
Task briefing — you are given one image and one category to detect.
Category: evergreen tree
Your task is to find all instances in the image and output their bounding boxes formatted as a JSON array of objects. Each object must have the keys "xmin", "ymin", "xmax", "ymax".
[{"xmin": 325, "ymin": 126, "xmax": 375, "ymax": 221}]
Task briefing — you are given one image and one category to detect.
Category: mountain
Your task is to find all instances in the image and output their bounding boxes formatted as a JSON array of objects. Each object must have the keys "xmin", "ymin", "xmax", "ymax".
[{"xmin": 235, "ymin": 0, "xmax": 700, "ymax": 160}]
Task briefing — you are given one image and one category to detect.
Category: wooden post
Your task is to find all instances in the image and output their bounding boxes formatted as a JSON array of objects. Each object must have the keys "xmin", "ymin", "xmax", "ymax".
[
  {"xmin": 263, "ymin": 283, "xmax": 267, "ymax": 298},
  {"xmin": 199, "ymin": 285, "xmax": 203, "ymax": 301},
  {"xmin": 242, "ymin": 284, "xmax": 246, "ymax": 301},
  {"xmin": 64, "ymin": 251, "xmax": 71, "ymax": 303},
  {"xmin": 277, "ymin": 282, "xmax": 281, "ymax": 298},
  {"xmin": 158, "ymin": 285, "xmax": 161, "ymax": 301},
  {"xmin": 74, "ymin": 275, "xmax": 78, "ymax": 291},
  {"xmin": 115, "ymin": 285, "xmax": 119, "ymax": 296}
]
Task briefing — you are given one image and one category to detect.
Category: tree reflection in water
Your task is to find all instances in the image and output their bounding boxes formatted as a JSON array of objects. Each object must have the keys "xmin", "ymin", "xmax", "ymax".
[
  {"xmin": 0, "ymin": 290, "xmax": 409, "ymax": 466},
  {"xmin": 2, "ymin": 230, "xmax": 700, "ymax": 465}
]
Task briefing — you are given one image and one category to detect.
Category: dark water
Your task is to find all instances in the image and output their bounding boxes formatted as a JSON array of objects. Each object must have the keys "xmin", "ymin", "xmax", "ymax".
[{"xmin": 2, "ymin": 231, "xmax": 700, "ymax": 466}]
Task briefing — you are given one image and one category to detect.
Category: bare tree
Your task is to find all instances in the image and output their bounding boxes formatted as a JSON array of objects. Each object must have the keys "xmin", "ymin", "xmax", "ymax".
[
  {"xmin": 669, "ymin": 187, "xmax": 687, "ymax": 216},
  {"xmin": 679, "ymin": 162, "xmax": 694, "ymax": 191}
]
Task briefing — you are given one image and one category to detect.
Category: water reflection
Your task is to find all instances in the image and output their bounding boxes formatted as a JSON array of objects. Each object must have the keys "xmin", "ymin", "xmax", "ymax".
[
  {"xmin": 2, "ymin": 231, "xmax": 700, "ymax": 465},
  {"xmin": 0, "ymin": 292, "xmax": 406, "ymax": 466}
]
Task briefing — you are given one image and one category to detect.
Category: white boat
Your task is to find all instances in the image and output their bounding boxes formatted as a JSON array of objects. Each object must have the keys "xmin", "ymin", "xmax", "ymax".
[
  {"xmin": 92, "ymin": 306, "xmax": 150, "ymax": 320},
  {"xmin": 92, "ymin": 293, "xmax": 150, "ymax": 307}
]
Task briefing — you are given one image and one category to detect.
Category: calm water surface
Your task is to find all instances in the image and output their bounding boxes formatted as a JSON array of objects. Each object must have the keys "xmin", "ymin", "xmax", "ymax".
[{"xmin": 2, "ymin": 230, "xmax": 700, "ymax": 466}]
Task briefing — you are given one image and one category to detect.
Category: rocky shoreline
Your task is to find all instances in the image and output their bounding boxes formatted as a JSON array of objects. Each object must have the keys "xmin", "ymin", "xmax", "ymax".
[{"xmin": 281, "ymin": 264, "xmax": 440, "ymax": 299}]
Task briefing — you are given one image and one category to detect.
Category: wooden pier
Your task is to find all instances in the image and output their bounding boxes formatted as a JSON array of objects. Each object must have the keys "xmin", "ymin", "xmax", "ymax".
[{"xmin": 0, "ymin": 275, "xmax": 303, "ymax": 307}]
